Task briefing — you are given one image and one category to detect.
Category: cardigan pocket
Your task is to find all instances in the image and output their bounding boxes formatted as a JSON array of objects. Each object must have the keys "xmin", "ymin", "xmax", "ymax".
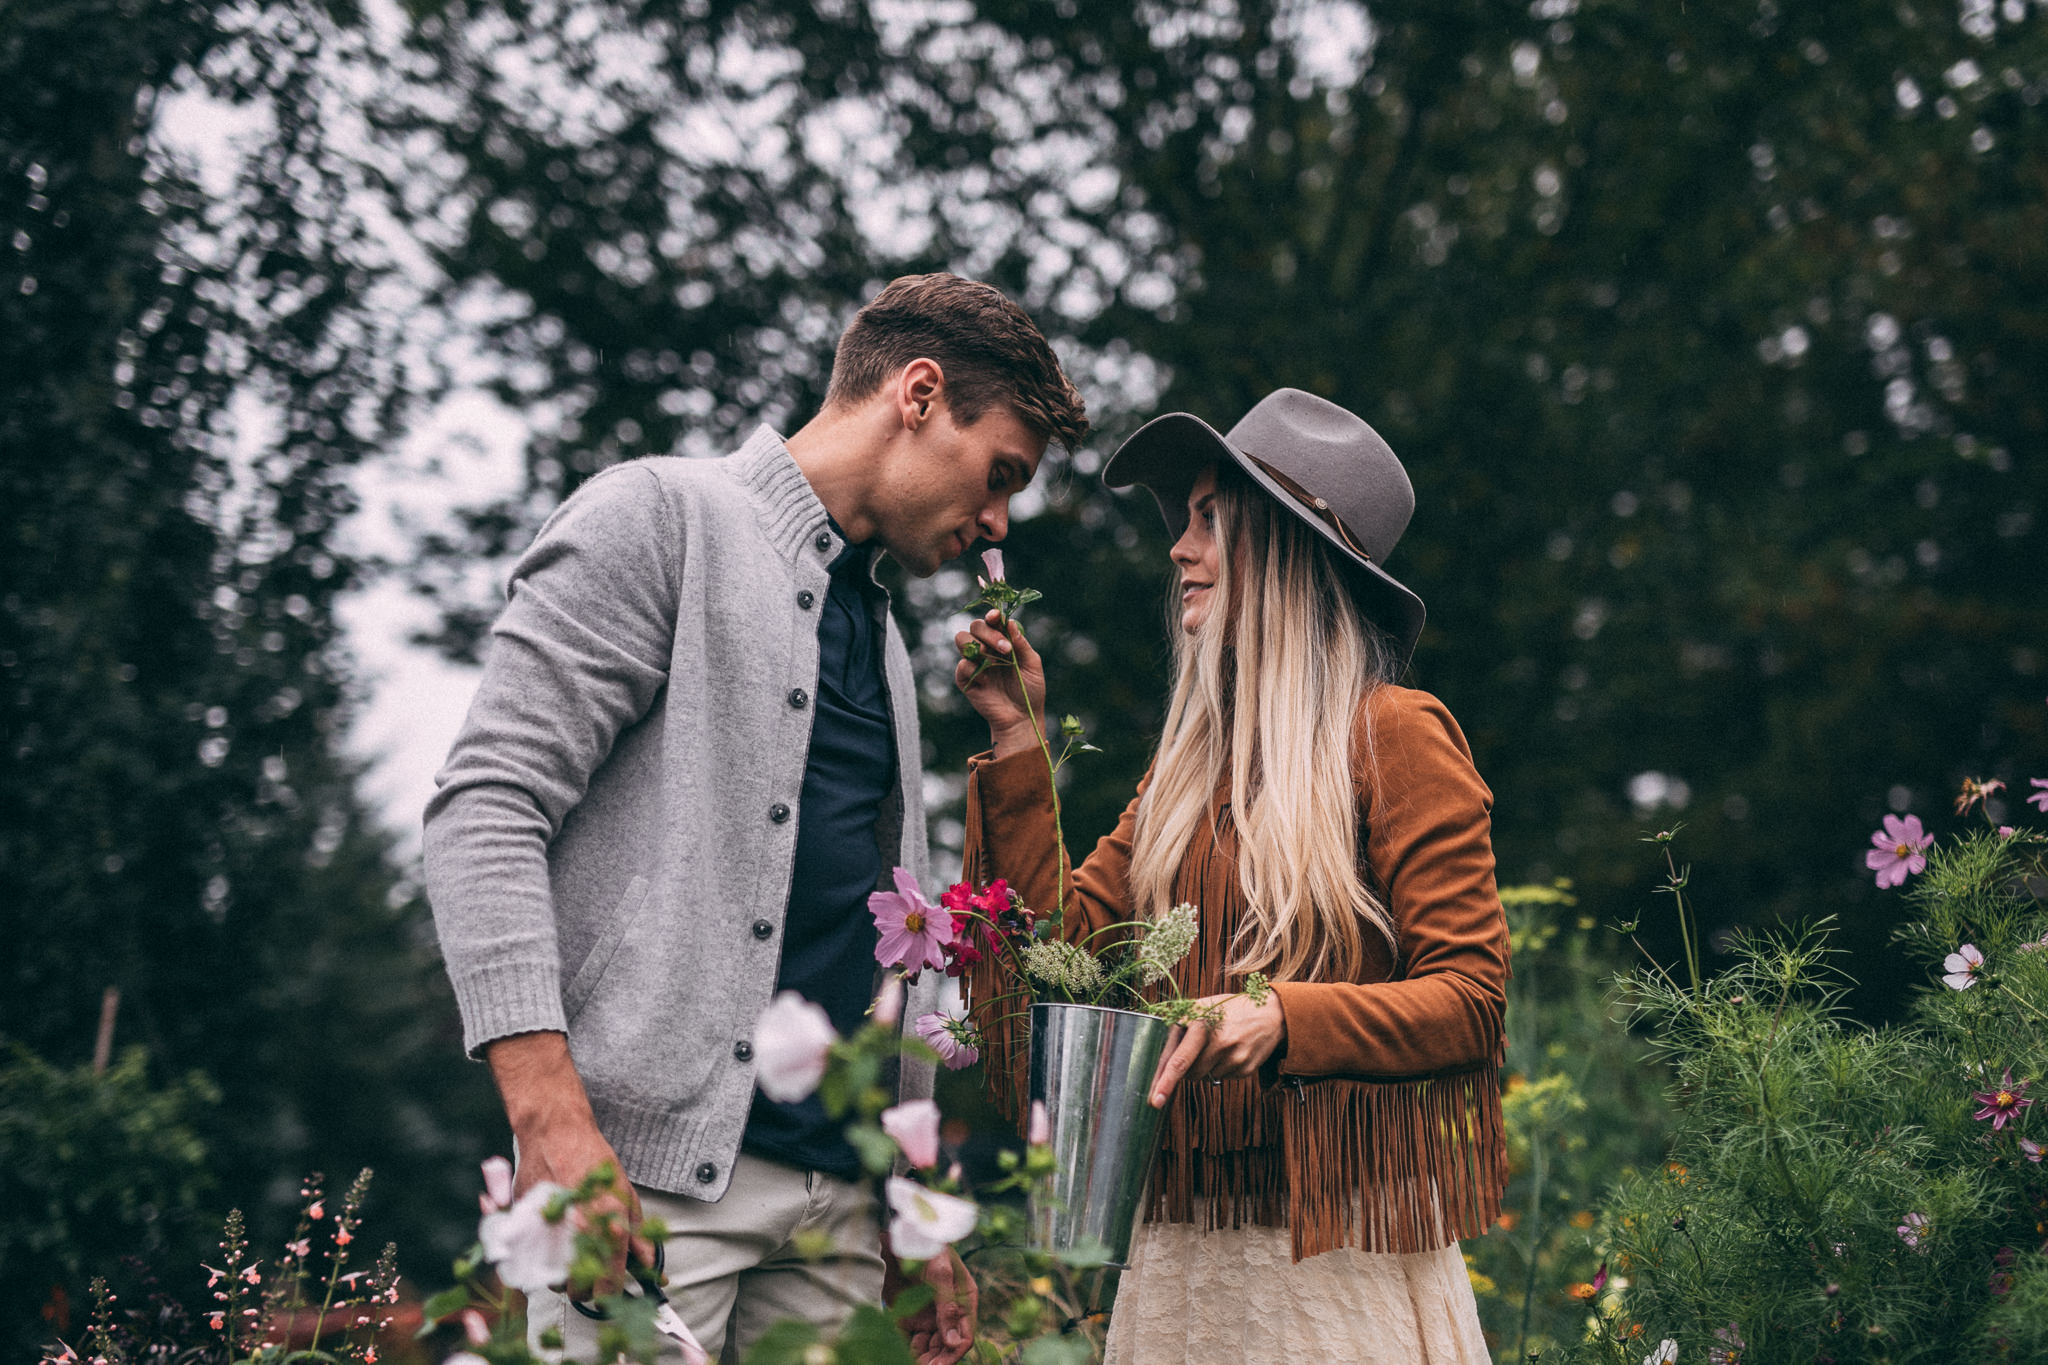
[{"xmin": 564, "ymin": 876, "xmax": 652, "ymax": 1023}]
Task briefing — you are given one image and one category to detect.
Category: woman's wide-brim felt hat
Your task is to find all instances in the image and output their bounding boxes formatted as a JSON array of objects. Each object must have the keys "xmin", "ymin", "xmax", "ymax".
[{"xmin": 1101, "ymin": 387, "xmax": 1427, "ymax": 666}]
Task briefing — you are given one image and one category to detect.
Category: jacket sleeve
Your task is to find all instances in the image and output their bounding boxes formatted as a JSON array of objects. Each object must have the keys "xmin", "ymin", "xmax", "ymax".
[
  {"xmin": 422, "ymin": 463, "xmax": 679, "ymax": 1057},
  {"xmin": 961, "ymin": 745, "xmax": 1140, "ymax": 944},
  {"xmin": 1270, "ymin": 688, "xmax": 1508, "ymax": 1079}
]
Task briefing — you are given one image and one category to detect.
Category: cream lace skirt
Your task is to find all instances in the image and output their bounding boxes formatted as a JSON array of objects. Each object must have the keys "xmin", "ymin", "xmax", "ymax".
[{"xmin": 1101, "ymin": 1221, "xmax": 1489, "ymax": 1365}]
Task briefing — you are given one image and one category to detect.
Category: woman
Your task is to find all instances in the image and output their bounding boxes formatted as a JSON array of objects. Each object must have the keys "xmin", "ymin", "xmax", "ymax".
[{"xmin": 953, "ymin": 389, "xmax": 1506, "ymax": 1364}]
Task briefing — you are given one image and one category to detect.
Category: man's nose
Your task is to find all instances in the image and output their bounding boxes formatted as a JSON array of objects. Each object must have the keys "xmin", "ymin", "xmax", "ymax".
[{"xmin": 978, "ymin": 501, "xmax": 1009, "ymax": 542}]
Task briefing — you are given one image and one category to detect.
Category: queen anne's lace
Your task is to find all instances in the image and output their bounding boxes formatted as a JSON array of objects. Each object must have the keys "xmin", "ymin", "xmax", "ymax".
[
  {"xmin": 1135, "ymin": 902, "xmax": 1199, "ymax": 988},
  {"xmin": 1023, "ymin": 939, "xmax": 1106, "ymax": 997}
]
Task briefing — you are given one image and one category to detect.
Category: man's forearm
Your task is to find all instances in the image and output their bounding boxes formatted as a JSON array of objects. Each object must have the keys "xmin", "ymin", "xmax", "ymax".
[{"xmin": 486, "ymin": 1029, "xmax": 599, "ymax": 1134}]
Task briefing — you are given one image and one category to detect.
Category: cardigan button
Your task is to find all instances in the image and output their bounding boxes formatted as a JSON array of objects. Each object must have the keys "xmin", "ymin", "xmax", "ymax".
[
  {"xmin": 733, "ymin": 1040, "xmax": 753, "ymax": 1062},
  {"xmin": 695, "ymin": 1162, "xmax": 717, "ymax": 1184},
  {"xmin": 814, "ymin": 532, "xmax": 832, "ymax": 553},
  {"xmin": 788, "ymin": 687, "xmax": 808, "ymax": 709},
  {"xmin": 752, "ymin": 918, "xmax": 774, "ymax": 940},
  {"xmin": 796, "ymin": 589, "xmax": 815, "ymax": 609},
  {"xmin": 769, "ymin": 803, "xmax": 790, "ymax": 824}
]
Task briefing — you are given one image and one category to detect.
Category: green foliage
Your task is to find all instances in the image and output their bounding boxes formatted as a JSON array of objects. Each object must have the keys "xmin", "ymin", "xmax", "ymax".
[
  {"xmin": 0, "ymin": 1042, "xmax": 216, "ymax": 1353},
  {"xmin": 0, "ymin": 0, "xmax": 498, "ymax": 1297},
  {"xmin": 1571, "ymin": 832, "xmax": 2048, "ymax": 1364},
  {"xmin": 1469, "ymin": 883, "xmax": 1670, "ymax": 1362}
]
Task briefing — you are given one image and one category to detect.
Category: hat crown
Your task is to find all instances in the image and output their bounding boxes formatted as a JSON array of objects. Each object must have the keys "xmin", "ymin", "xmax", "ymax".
[{"xmin": 1224, "ymin": 388, "xmax": 1414, "ymax": 563}]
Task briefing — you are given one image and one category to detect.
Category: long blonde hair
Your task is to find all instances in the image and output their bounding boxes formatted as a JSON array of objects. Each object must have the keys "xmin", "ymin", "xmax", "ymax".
[{"xmin": 1127, "ymin": 464, "xmax": 1400, "ymax": 983}]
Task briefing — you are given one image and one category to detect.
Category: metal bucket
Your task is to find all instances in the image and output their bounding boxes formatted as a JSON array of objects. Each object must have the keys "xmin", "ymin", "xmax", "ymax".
[{"xmin": 1027, "ymin": 1001, "xmax": 1173, "ymax": 1267}]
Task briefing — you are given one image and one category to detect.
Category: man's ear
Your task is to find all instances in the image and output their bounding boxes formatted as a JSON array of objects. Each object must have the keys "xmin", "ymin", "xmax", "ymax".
[{"xmin": 896, "ymin": 357, "xmax": 946, "ymax": 430}]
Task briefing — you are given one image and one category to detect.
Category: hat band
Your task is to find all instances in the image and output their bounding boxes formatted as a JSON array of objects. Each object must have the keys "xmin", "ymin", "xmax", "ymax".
[{"xmin": 1244, "ymin": 453, "xmax": 1374, "ymax": 564}]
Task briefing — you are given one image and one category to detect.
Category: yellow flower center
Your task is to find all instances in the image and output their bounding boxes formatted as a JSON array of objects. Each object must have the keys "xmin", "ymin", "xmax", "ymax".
[
  {"xmin": 905, "ymin": 910, "xmax": 925, "ymax": 934},
  {"xmin": 1894, "ymin": 842, "xmax": 1913, "ymax": 857},
  {"xmin": 1998, "ymin": 1090, "xmax": 2017, "ymax": 1107}
]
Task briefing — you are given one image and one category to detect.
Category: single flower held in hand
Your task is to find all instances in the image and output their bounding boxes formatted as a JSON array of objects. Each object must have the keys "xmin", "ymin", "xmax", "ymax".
[
  {"xmin": 881, "ymin": 1099, "xmax": 942, "ymax": 1169},
  {"xmin": 886, "ymin": 1176, "xmax": 978, "ymax": 1261},
  {"xmin": 870, "ymin": 867, "xmax": 953, "ymax": 978},
  {"xmin": 980, "ymin": 548, "xmax": 1005, "ymax": 584},
  {"xmin": 754, "ymin": 991, "xmax": 838, "ymax": 1102},
  {"xmin": 1866, "ymin": 813, "xmax": 1934, "ymax": 888}
]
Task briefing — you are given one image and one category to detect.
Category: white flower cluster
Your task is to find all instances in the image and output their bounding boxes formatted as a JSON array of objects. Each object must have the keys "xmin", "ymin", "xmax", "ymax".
[
  {"xmin": 1023, "ymin": 939, "xmax": 1106, "ymax": 998},
  {"xmin": 1135, "ymin": 902, "xmax": 1199, "ymax": 987}
]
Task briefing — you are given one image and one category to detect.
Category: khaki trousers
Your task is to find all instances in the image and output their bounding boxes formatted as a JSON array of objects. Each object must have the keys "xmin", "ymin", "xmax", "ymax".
[{"xmin": 526, "ymin": 1152, "xmax": 885, "ymax": 1364}]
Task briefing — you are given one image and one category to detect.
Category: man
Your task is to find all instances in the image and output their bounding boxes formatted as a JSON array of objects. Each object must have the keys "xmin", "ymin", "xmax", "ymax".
[{"xmin": 424, "ymin": 273, "xmax": 1088, "ymax": 1364}]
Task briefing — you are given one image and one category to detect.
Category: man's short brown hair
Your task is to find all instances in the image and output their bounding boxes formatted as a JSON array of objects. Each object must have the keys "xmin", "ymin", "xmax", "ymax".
[{"xmin": 825, "ymin": 273, "xmax": 1089, "ymax": 454}]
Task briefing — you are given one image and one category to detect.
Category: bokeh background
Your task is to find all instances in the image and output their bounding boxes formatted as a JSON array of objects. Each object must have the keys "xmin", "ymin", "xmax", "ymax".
[{"xmin": 5, "ymin": 0, "xmax": 2045, "ymax": 1359}]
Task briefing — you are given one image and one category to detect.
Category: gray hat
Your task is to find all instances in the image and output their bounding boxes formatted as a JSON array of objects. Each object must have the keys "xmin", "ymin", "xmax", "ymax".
[{"xmin": 1101, "ymin": 387, "xmax": 1426, "ymax": 665}]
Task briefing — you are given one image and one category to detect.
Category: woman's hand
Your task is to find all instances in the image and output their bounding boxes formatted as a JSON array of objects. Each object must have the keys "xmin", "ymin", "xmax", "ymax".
[
  {"xmin": 953, "ymin": 609, "xmax": 1047, "ymax": 759},
  {"xmin": 1149, "ymin": 992, "xmax": 1288, "ymax": 1107}
]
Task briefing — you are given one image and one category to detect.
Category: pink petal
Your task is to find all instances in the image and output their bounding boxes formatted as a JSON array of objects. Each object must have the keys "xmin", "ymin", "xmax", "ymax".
[{"xmin": 881, "ymin": 1100, "xmax": 942, "ymax": 1168}]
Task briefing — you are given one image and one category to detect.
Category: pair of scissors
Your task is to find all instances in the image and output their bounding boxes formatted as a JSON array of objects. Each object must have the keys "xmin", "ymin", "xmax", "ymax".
[{"xmin": 569, "ymin": 1243, "xmax": 702, "ymax": 1353}]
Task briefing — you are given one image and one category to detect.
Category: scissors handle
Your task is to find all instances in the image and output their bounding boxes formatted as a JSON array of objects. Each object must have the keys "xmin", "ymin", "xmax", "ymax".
[{"xmin": 569, "ymin": 1239, "xmax": 667, "ymax": 1320}]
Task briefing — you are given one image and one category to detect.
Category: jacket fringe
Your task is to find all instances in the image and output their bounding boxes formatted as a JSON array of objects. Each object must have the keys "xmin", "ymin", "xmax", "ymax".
[{"xmin": 1281, "ymin": 1068, "xmax": 1507, "ymax": 1258}]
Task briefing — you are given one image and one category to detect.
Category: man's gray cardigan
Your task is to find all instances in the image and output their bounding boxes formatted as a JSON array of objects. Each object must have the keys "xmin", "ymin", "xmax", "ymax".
[{"xmin": 423, "ymin": 428, "xmax": 939, "ymax": 1201}]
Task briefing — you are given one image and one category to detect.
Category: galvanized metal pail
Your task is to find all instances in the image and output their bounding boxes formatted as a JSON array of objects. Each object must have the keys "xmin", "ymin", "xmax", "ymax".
[{"xmin": 1027, "ymin": 1001, "xmax": 1173, "ymax": 1266}]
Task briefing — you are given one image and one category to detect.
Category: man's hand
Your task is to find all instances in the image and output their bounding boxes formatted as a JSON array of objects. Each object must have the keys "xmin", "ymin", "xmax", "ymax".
[
  {"xmin": 1149, "ymin": 992, "xmax": 1288, "ymax": 1107},
  {"xmin": 953, "ymin": 609, "xmax": 1046, "ymax": 760},
  {"xmin": 485, "ymin": 1030, "xmax": 652, "ymax": 1296},
  {"xmin": 885, "ymin": 1246, "xmax": 978, "ymax": 1365}
]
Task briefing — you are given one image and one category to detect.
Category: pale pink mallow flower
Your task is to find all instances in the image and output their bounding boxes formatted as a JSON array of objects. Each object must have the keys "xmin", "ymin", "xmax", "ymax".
[
  {"xmin": 753, "ymin": 992, "xmax": 838, "ymax": 1102},
  {"xmin": 480, "ymin": 1156, "xmax": 514, "ymax": 1211},
  {"xmin": 881, "ymin": 1099, "xmax": 942, "ymax": 1169},
  {"xmin": 980, "ymin": 548, "xmax": 1005, "ymax": 584},
  {"xmin": 886, "ymin": 1176, "xmax": 978, "ymax": 1261},
  {"xmin": 870, "ymin": 868, "xmax": 953, "ymax": 978},
  {"xmin": 1028, "ymin": 1101, "xmax": 1051, "ymax": 1146},
  {"xmin": 478, "ymin": 1182, "xmax": 574, "ymax": 1293},
  {"xmin": 2030, "ymin": 779, "xmax": 2048, "ymax": 813},
  {"xmin": 1943, "ymin": 943, "xmax": 1985, "ymax": 990},
  {"xmin": 1867, "ymin": 814, "xmax": 1934, "ymax": 888},
  {"xmin": 873, "ymin": 975, "xmax": 905, "ymax": 1029},
  {"xmin": 914, "ymin": 1010, "xmax": 980, "ymax": 1070}
]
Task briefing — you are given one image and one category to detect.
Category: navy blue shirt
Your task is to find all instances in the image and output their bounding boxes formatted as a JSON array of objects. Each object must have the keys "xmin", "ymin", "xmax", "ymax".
[{"xmin": 740, "ymin": 528, "xmax": 897, "ymax": 1179}]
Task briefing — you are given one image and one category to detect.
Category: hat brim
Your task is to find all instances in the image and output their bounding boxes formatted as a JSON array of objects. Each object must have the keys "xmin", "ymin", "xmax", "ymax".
[{"xmin": 1103, "ymin": 411, "xmax": 1427, "ymax": 667}]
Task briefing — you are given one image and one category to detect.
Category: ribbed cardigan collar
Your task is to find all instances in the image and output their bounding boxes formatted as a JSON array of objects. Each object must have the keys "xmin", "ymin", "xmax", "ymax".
[{"xmin": 730, "ymin": 425, "xmax": 886, "ymax": 580}]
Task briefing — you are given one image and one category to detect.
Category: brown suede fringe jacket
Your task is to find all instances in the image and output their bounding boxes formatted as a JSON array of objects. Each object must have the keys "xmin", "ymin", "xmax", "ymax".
[{"xmin": 960, "ymin": 685, "xmax": 1509, "ymax": 1263}]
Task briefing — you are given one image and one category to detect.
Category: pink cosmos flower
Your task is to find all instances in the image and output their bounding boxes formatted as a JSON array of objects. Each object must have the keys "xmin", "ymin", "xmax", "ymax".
[
  {"xmin": 2020, "ymin": 1138, "xmax": 2044, "ymax": 1163},
  {"xmin": 914, "ymin": 1010, "xmax": 980, "ymax": 1070},
  {"xmin": 1897, "ymin": 1212, "xmax": 1929, "ymax": 1250},
  {"xmin": 980, "ymin": 548, "xmax": 1005, "ymax": 583},
  {"xmin": 753, "ymin": 991, "xmax": 838, "ymax": 1102},
  {"xmin": 881, "ymin": 1099, "xmax": 942, "ymax": 1169},
  {"xmin": 2031, "ymin": 779, "xmax": 2048, "ymax": 813},
  {"xmin": 1943, "ymin": 943, "xmax": 1985, "ymax": 990},
  {"xmin": 870, "ymin": 867, "xmax": 953, "ymax": 978},
  {"xmin": 1974, "ymin": 1069, "xmax": 2033, "ymax": 1130},
  {"xmin": 1867, "ymin": 814, "xmax": 1934, "ymax": 888},
  {"xmin": 886, "ymin": 1176, "xmax": 979, "ymax": 1261}
]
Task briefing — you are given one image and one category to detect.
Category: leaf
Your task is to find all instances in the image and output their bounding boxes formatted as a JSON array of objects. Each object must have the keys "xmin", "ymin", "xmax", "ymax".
[
  {"xmin": 847, "ymin": 1121, "xmax": 900, "ymax": 1177},
  {"xmin": 739, "ymin": 1319, "xmax": 822, "ymax": 1365},
  {"xmin": 834, "ymin": 1304, "xmax": 917, "ymax": 1365},
  {"xmin": 419, "ymin": 1287, "xmax": 469, "ymax": 1326},
  {"xmin": 887, "ymin": 1282, "xmax": 936, "ymax": 1322},
  {"xmin": 1020, "ymin": 1334, "xmax": 1096, "ymax": 1365}
]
